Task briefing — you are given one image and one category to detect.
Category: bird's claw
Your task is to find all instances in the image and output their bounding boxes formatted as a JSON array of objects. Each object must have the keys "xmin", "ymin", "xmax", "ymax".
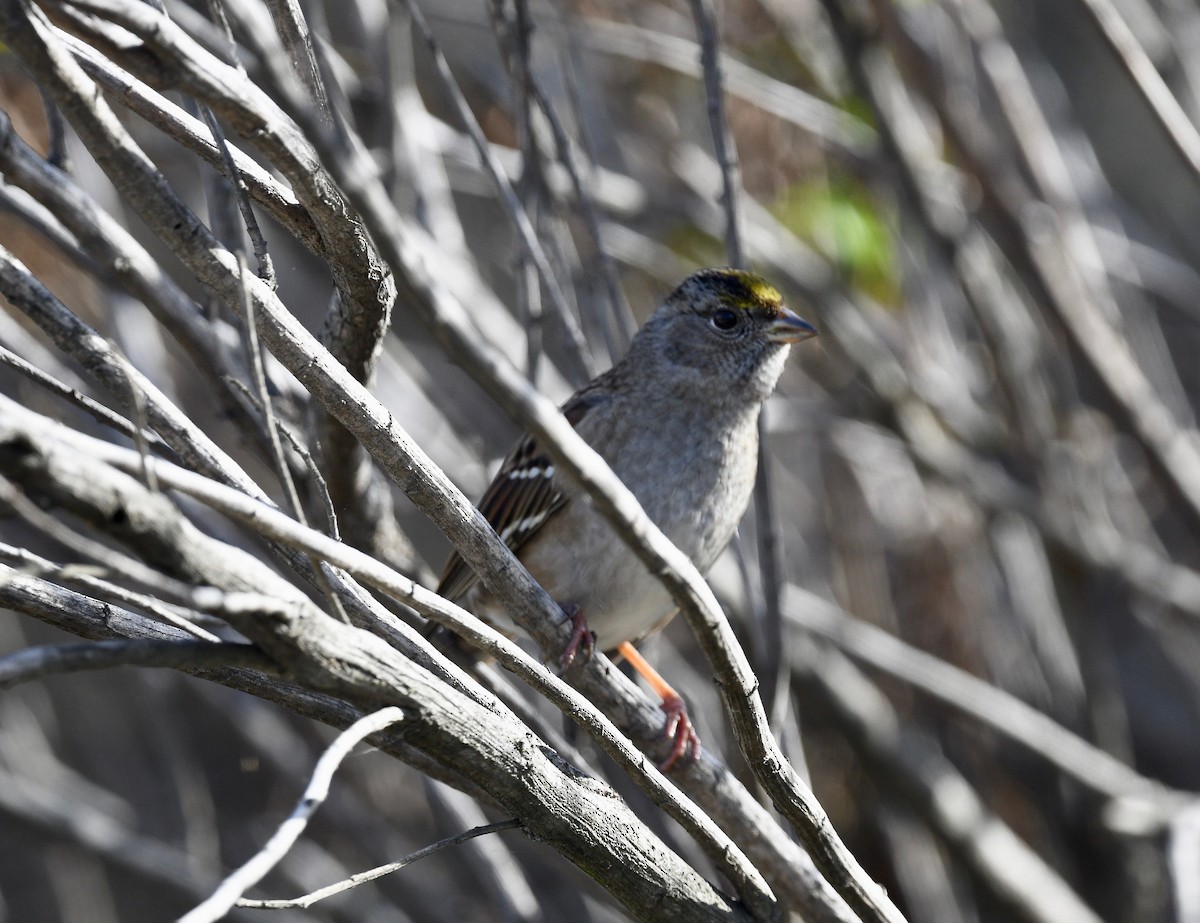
[
  {"xmin": 658, "ymin": 693, "xmax": 701, "ymax": 772},
  {"xmin": 557, "ymin": 604, "xmax": 595, "ymax": 670}
]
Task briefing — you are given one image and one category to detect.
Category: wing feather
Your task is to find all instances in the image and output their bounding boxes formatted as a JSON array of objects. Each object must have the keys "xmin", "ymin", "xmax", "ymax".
[{"xmin": 435, "ymin": 390, "xmax": 605, "ymax": 602}]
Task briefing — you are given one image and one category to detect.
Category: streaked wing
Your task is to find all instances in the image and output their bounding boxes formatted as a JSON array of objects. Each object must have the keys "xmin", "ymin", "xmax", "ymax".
[{"xmin": 435, "ymin": 391, "xmax": 605, "ymax": 602}]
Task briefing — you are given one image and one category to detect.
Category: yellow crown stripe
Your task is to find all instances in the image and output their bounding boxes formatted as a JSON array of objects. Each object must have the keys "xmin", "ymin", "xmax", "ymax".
[{"xmin": 702, "ymin": 268, "xmax": 784, "ymax": 310}]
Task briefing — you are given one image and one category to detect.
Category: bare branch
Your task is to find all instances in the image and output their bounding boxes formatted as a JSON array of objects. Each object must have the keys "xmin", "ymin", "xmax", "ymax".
[
  {"xmin": 179, "ymin": 707, "xmax": 406, "ymax": 923},
  {"xmin": 236, "ymin": 818, "xmax": 522, "ymax": 911},
  {"xmin": 686, "ymin": 0, "xmax": 744, "ymax": 268},
  {"xmin": 0, "ymin": 638, "xmax": 271, "ymax": 688},
  {"xmin": 783, "ymin": 585, "xmax": 1173, "ymax": 804},
  {"xmin": 795, "ymin": 646, "xmax": 1107, "ymax": 923},
  {"xmin": 0, "ymin": 398, "xmax": 769, "ymax": 920},
  {"xmin": 9, "ymin": 409, "xmax": 779, "ymax": 916}
]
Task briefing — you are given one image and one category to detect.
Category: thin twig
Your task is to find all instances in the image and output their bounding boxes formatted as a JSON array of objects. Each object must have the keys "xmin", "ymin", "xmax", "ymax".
[
  {"xmin": 179, "ymin": 707, "xmax": 407, "ymax": 923},
  {"xmin": 236, "ymin": 819, "xmax": 522, "ymax": 910},
  {"xmin": 0, "ymin": 638, "xmax": 271, "ymax": 689},
  {"xmin": 37, "ymin": 84, "xmax": 71, "ymax": 170},
  {"xmin": 686, "ymin": 0, "xmax": 743, "ymax": 267},
  {"xmin": 234, "ymin": 253, "xmax": 304, "ymax": 522},
  {"xmin": 531, "ymin": 78, "xmax": 635, "ymax": 350},
  {"xmin": 398, "ymin": 0, "xmax": 594, "ymax": 381},
  {"xmin": 783, "ymin": 584, "xmax": 1173, "ymax": 804},
  {"xmin": 0, "ymin": 236, "xmax": 250, "ymax": 491},
  {"xmin": 0, "ymin": 541, "xmax": 223, "ymax": 640},
  {"xmin": 113, "ymin": 350, "xmax": 157, "ymax": 493},
  {"xmin": 199, "ymin": 106, "xmax": 276, "ymax": 286},
  {"xmin": 0, "ymin": 342, "xmax": 167, "ymax": 451},
  {"xmin": 795, "ymin": 646, "xmax": 1107, "ymax": 923}
]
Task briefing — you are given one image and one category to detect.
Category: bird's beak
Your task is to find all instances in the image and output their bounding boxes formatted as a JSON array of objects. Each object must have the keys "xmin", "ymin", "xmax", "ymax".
[{"xmin": 765, "ymin": 307, "xmax": 818, "ymax": 344}]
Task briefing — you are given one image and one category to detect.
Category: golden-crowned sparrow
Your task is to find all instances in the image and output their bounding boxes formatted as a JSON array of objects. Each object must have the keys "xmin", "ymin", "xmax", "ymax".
[{"xmin": 438, "ymin": 268, "xmax": 817, "ymax": 768}]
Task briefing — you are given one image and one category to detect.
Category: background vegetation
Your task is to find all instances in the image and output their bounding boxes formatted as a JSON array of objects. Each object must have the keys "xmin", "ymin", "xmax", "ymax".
[{"xmin": 0, "ymin": 0, "xmax": 1198, "ymax": 921}]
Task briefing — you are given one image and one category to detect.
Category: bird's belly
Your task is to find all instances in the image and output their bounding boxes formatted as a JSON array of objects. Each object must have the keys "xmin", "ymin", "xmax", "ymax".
[
  {"xmin": 521, "ymin": 520, "xmax": 677, "ymax": 651},
  {"xmin": 503, "ymin": 415, "xmax": 757, "ymax": 652},
  {"xmin": 572, "ymin": 557, "xmax": 675, "ymax": 651}
]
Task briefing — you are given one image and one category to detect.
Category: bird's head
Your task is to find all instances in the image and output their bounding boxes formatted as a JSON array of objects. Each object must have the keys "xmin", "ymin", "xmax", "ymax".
[{"xmin": 633, "ymin": 268, "xmax": 817, "ymax": 402}]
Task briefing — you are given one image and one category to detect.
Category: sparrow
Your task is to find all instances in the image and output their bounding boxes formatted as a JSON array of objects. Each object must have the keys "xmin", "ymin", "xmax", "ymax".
[{"xmin": 437, "ymin": 268, "xmax": 817, "ymax": 768}]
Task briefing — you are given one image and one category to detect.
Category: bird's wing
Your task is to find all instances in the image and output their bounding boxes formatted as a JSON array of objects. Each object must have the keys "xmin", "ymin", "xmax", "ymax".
[{"xmin": 435, "ymin": 390, "xmax": 606, "ymax": 602}]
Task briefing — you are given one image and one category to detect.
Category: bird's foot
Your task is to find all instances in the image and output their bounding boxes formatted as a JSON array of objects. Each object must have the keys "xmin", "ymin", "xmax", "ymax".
[
  {"xmin": 557, "ymin": 603, "xmax": 595, "ymax": 670},
  {"xmin": 659, "ymin": 693, "xmax": 701, "ymax": 772}
]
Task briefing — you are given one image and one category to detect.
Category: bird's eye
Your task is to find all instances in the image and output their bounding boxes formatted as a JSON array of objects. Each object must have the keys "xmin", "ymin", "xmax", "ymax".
[{"xmin": 710, "ymin": 309, "xmax": 740, "ymax": 331}]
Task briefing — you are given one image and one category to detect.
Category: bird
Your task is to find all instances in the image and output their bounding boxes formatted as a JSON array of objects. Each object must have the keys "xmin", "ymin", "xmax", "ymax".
[{"xmin": 437, "ymin": 268, "xmax": 817, "ymax": 769}]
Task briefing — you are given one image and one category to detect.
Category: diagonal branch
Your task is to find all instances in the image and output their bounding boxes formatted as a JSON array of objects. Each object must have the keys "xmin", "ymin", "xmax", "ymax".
[{"xmin": 0, "ymin": 638, "xmax": 271, "ymax": 688}]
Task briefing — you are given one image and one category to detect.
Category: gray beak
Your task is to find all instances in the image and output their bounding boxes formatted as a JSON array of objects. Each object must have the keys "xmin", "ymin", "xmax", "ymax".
[{"xmin": 765, "ymin": 307, "xmax": 818, "ymax": 344}]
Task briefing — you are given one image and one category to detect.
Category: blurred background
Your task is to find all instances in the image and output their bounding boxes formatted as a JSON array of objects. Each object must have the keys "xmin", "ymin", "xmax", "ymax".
[{"xmin": 2, "ymin": 0, "xmax": 1200, "ymax": 920}]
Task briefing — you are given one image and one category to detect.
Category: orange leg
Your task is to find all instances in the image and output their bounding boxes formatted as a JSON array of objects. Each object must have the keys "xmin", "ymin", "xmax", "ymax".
[{"xmin": 617, "ymin": 642, "xmax": 701, "ymax": 771}]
